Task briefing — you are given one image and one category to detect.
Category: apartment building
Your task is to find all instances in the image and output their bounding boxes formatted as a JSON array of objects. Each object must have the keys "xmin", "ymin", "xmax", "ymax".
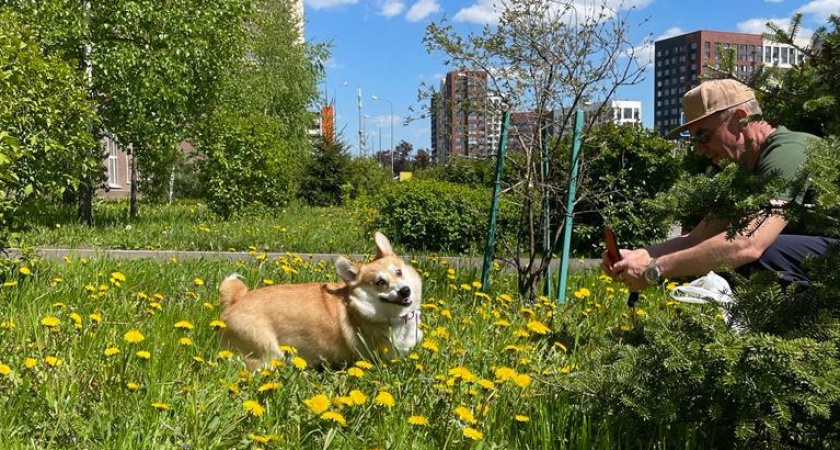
[
  {"xmin": 583, "ymin": 100, "xmax": 642, "ymax": 127},
  {"xmin": 430, "ymin": 70, "xmax": 503, "ymax": 164}
]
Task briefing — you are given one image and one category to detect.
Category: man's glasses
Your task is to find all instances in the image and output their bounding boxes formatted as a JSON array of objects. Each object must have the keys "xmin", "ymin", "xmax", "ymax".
[{"xmin": 690, "ymin": 128, "xmax": 711, "ymax": 145}]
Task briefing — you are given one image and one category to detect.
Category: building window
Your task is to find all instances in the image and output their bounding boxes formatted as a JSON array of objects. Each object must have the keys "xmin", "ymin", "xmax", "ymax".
[{"xmin": 107, "ymin": 138, "xmax": 120, "ymax": 188}]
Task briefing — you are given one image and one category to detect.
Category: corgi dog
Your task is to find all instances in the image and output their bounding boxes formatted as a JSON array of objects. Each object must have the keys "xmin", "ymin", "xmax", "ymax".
[{"xmin": 218, "ymin": 232, "xmax": 423, "ymax": 370}]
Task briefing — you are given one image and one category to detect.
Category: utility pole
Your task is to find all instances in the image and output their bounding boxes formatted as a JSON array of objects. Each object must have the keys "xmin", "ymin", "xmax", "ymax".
[{"xmin": 357, "ymin": 88, "xmax": 364, "ymax": 156}]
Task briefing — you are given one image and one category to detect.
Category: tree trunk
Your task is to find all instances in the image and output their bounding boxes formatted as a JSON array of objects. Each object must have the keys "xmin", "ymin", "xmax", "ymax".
[
  {"xmin": 77, "ymin": 178, "xmax": 93, "ymax": 226},
  {"xmin": 129, "ymin": 148, "xmax": 138, "ymax": 219}
]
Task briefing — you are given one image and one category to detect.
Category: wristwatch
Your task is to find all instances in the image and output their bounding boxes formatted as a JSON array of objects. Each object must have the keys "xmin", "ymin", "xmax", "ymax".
[{"xmin": 644, "ymin": 258, "xmax": 662, "ymax": 285}]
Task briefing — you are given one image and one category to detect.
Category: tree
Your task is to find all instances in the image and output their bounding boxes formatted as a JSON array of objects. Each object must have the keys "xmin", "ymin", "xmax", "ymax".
[
  {"xmin": 414, "ymin": 148, "xmax": 434, "ymax": 169},
  {"xmin": 393, "ymin": 140, "xmax": 414, "ymax": 173},
  {"xmin": 424, "ymin": 0, "xmax": 646, "ymax": 297},
  {"xmin": 300, "ymin": 138, "xmax": 352, "ymax": 207},
  {"xmin": 0, "ymin": 11, "xmax": 100, "ymax": 242}
]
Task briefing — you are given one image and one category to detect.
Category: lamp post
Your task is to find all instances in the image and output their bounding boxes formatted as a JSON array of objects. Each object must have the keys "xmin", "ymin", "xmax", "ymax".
[{"xmin": 371, "ymin": 95, "xmax": 394, "ymax": 177}]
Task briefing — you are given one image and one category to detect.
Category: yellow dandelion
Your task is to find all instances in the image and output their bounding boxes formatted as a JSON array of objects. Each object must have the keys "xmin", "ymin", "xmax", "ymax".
[
  {"xmin": 494, "ymin": 319, "xmax": 511, "ymax": 327},
  {"xmin": 174, "ymin": 320, "xmax": 194, "ymax": 330},
  {"xmin": 127, "ymin": 382, "xmax": 140, "ymax": 391},
  {"xmin": 291, "ymin": 356, "xmax": 307, "ymax": 370},
  {"xmin": 304, "ymin": 394, "xmax": 330, "ymax": 414},
  {"xmin": 243, "ymin": 400, "xmax": 265, "ymax": 417},
  {"xmin": 123, "ymin": 329, "xmax": 145, "ymax": 344},
  {"xmin": 460, "ymin": 283, "xmax": 472, "ymax": 291},
  {"xmin": 349, "ymin": 390, "xmax": 367, "ymax": 405},
  {"xmin": 0, "ymin": 364, "xmax": 11, "ymax": 376},
  {"xmin": 494, "ymin": 366, "xmax": 517, "ymax": 382},
  {"xmin": 258, "ymin": 381, "xmax": 281, "ymax": 392},
  {"xmin": 347, "ymin": 367, "xmax": 364, "ymax": 378},
  {"xmin": 454, "ymin": 406, "xmax": 477, "ymax": 424},
  {"xmin": 515, "ymin": 414, "xmax": 530, "ymax": 422},
  {"xmin": 0, "ymin": 320, "xmax": 15, "ymax": 329},
  {"xmin": 374, "ymin": 391, "xmax": 395, "ymax": 408},
  {"xmin": 20, "ymin": 266, "xmax": 32, "ymax": 275},
  {"xmin": 110, "ymin": 271, "xmax": 126, "ymax": 282},
  {"xmin": 355, "ymin": 360, "xmax": 373, "ymax": 370},
  {"xmin": 151, "ymin": 402, "xmax": 170, "ymax": 411},
  {"xmin": 41, "ymin": 316, "xmax": 61, "ymax": 328},
  {"xmin": 320, "ymin": 411, "xmax": 347, "ymax": 427},
  {"xmin": 514, "ymin": 328, "xmax": 531, "ymax": 338},
  {"xmin": 278, "ymin": 345, "xmax": 297, "ymax": 354},
  {"xmin": 217, "ymin": 350, "xmax": 234, "ymax": 359},
  {"xmin": 408, "ymin": 415, "xmax": 429, "ymax": 426},
  {"xmin": 104, "ymin": 347, "xmax": 120, "ymax": 357},
  {"xmin": 89, "ymin": 312, "xmax": 102, "ymax": 323},
  {"xmin": 193, "ymin": 356, "xmax": 204, "ymax": 363},
  {"xmin": 2, "ymin": 280, "xmax": 17, "ymax": 287},
  {"xmin": 23, "ymin": 358, "xmax": 37, "ymax": 369},
  {"xmin": 179, "ymin": 337, "xmax": 193, "ymax": 346},
  {"xmin": 635, "ymin": 308, "xmax": 646, "ymax": 317},
  {"xmin": 44, "ymin": 356, "xmax": 62, "ymax": 367},
  {"xmin": 463, "ymin": 427, "xmax": 484, "ymax": 440},
  {"xmin": 513, "ymin": 374, "xmax": 532, "ymax": 388},
  {"xmin": 209, "ymin": 320, "xmax": 227, "ymax": 329},
  {"xmin": 554, "ymin": 342, "xmax": 568, "ymax": 352},
  {"xmin": 526, "ymin": 320, "xmax": 550, "ymax": 335},
  {"xmin": 136, "ymin": 350, "xmax": 151, "ymax": 360},
  {"xmin": 449, "ymin": 366, "xmax": 477, "ymax": 382},
  {"xmin": 666, "ymin": 281, "xmax": 679, "ymax": 291},
  {"xmin": 193, "ymin": 277, "xmax": 204, "ymax": 286},
  {"xmin": 421, "ymin": 339, "xmax": 438, "ymax": 353}
]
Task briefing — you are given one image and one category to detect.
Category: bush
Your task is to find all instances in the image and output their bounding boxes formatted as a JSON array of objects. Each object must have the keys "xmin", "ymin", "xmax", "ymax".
[
  {"xmin": 344, "ymin": 156, "xmax": 391, "ymax": 202},
  {"xmin": 299, "ymin": 139, "xmax": 351, "ymax": 207},
  {"xmin": 413, "ymin": 156, "xmax": 498, "ymax": 187},
  {"xmin": 365, "ymin": 180, "xmax": 492, "ymax": 253},
  {"xmin": 557, "ymin": 124, "xmax": 683, "ymax": 256}
]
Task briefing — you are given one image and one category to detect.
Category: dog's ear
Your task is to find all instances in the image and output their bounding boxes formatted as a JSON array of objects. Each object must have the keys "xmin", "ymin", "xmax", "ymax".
[
  {"xmin": 374, "ymin": 232, "xmax": 395, "ymax": 259},
  {"xmin": 335, "ymin": 257, "xmax": 360, "ymax": 283}
]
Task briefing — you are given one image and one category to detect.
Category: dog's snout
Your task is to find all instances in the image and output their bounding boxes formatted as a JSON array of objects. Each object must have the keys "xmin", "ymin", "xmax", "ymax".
[{"xmin": 398, "ymin": 286, "xmax": 411, "ymax": 298}]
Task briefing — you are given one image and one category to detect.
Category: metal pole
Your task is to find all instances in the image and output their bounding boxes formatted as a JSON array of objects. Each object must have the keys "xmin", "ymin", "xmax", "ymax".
[
  {"xmin": 557, "ymin": 110, "xmax": 585, "ymax": 303},
  {"xmin": 480, "ymin": 111, "xmax": 511, "ymax": 291},
  {"xmin": 541, "ymin": 118, "xmax": 552, "ymax": 298},
  {"xmin": 357, "ymin": 88, "xmax": 363, "ymax": 156},
  {"xmin": 389, "ymin": 101, "xmax": 394, "ymax": 177}
]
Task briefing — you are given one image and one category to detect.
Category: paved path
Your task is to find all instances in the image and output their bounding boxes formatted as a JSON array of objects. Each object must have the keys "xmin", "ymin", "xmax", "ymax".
[{"xmin": 6, "ymin": 247, "xmax": 602, "ymax": 273}]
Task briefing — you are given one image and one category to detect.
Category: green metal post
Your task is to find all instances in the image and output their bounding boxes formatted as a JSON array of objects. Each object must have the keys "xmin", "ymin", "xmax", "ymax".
[
  {"xmin": 557, "ymin": 110, "xmax": 585, "ymax": 303},
  {"xmin": 541, "ymin": 118, "xmax": 553, "ymax": 298},
  {"xmin": 481, "ymin": 111, "xmax": 511, "ymax": 291}
]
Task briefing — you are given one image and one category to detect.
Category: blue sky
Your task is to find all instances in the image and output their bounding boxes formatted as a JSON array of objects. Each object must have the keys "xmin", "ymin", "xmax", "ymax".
[{"xmin": 303, "ymin": 0, "xmax": 837, "ymax": 155}]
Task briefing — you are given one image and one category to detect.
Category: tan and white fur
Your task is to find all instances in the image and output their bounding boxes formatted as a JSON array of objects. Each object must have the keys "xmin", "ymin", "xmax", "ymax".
[{"xmin": 217, "ymin": 232, "xmax": 423, "ymax": 370}]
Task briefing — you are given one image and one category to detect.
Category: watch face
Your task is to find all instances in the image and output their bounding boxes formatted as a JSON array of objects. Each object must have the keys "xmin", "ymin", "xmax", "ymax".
[{"xmin": 645, "ymin": 266, "xmax": 659, "ymax": 284}]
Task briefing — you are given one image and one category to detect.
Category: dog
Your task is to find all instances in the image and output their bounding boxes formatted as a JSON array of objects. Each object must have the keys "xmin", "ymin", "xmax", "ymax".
[{"xmin": 217, "ymin": 232, "xmax": 423, "ymax": 370}]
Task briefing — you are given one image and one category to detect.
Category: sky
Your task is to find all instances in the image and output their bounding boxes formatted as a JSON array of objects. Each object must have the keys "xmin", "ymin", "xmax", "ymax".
[{"xmin": 303, "ymin": 0, "xmax": 838, "ymax": 155}]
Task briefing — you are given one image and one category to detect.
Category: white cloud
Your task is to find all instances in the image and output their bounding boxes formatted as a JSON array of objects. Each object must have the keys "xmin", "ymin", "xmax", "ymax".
[
  {"xmin": 798, "ymin": 0, "xmax": 840, "ymax": 23},
  {"xmin": 453, "ymin": 0, "xmax": 499, "ymax": 24},
  {"xmin": 454, "ymin": 0, "xmax": 652, "ymax": 26},
  {"xmin": 405, "ymin": 0, "xmax": 440, "ymax": 22},
  {"xmin": 380, "ymin": 0, "xmax": 406, "ymax": 17},
  {"xmin": 324, "ymin": 57, "xmax": 342, "ymax": 69},
  {"xmin": 737, "ymin": 17, "xmax": 814, "ymax": 40},
  {"xmin": 305, "ymin": 0, "xmax": 358, "ymax": 10}
]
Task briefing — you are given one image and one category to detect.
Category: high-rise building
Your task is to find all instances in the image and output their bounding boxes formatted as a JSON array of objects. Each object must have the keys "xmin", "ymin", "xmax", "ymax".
[
  {"xmin": 430, "ymin": 70, "xmax": 503, "ymax": 164},
  {"xmin": 654, "ymin": 30, "xmax": 807, "ymax": 137}
]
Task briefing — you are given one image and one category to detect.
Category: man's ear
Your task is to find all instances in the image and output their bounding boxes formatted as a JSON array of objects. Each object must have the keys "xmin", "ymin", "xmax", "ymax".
[
  {"xmin": 335, "ymin": 257, "xmax": 359, "ymax": 283},
  {"xmin": 734, "ymin": 107, "xmax": 749, "ymax": 126},
  {"xmin": 374, "ymin": 232, "xmax": 395, "ymax": 259}
]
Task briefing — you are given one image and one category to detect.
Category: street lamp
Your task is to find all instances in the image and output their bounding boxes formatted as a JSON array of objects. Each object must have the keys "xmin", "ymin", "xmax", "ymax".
[{"xmin": 371, "ymin": 95, "xmax": 394, "ymax": 177}]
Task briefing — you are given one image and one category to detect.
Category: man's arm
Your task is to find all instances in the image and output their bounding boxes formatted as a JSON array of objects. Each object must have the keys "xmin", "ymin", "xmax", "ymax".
[{"xmin": 609, "ymin": 214, "xmax": 787, "ymax": 290}]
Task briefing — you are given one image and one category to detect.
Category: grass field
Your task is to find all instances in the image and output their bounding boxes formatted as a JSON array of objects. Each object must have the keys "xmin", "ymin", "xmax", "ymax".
[{"xmin": 0, "ymin": 248, "xmax": 682, "ymax": 449}]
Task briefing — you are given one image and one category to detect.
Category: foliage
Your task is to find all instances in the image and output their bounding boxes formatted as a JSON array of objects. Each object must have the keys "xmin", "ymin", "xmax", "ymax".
[
  {"xmin": 413, "ymin": 156, "xmax": 498, "ymax": 187},
  {"xmin": 423, "ymin": 0, "xmax": 647, "ymax": 296},
  {"xmin": 344, "ymin": 157, "xmax": 391, "ymax": 203},
  {"xmin": 365, "ymin": 180, "xmax": 493, "ymax": 253},
  {"xmin": 195, "ymin": 115, "xmax": 300, "ymax": 219},
  {"xmin": 300, "ymin": 138, "xmax": 352, "ymax": 207},
  {"xmin": 560, "ymin": 124, "xmax": 683, "ymax": 256},
  {"xmin": 0, "ymin": 11, "xmax": 100, "ymax": 241},
  {"xmin": 757, "ymin": 14, "xmax": 840, "ymax": 137}
]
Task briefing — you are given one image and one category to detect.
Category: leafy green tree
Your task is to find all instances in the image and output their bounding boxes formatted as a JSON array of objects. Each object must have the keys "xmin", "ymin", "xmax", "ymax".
[
  {"xmin": 300, "ymin": 138, "xmax": 352, "ymax": 207},
  {"xmin": 424, "ymin": 0, "xmax": 646, "ymax": 296},
  {"xmin": 0, "ymin": 11, "xmax": 99, "ymax": 242}
]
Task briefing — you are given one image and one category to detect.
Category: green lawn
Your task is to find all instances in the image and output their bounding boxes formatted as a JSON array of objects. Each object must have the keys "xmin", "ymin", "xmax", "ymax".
[{"xmin": 0, "ymin": 250, "xmax": 684, "ymax": 448}]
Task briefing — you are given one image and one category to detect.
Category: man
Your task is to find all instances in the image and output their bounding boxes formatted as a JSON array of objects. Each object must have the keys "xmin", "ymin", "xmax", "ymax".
[{"xmin": 603, "ymin": 79, "xmax": 836, "ymax": 291}]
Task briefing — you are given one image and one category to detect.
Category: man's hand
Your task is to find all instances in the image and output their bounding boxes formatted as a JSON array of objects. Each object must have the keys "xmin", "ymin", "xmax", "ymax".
[{"xmin": 602, "ymin": 248, "xmax": 653, "ymax": 291}]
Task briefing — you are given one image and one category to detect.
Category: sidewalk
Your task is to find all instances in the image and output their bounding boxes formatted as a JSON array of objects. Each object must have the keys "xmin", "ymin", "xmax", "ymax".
[{"xmin": 6, "ymin": 247, "xmax": 602, "ymax": 273}]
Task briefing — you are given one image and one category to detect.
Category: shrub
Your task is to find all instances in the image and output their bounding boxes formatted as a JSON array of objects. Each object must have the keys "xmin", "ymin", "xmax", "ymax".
[
  {"xmin": 344, "ymin": 156, "xmax": 391, "ymax": 202},
  {"xmin": 556, "ymin": 124, "xmax": 683, "ymax": 256},
  {"xmin": 366, "ymin": 180, "xmax": 492, "ymax": 253},
  {"xmin": 299, "ymin": 138, "xmax": 352, "ymax": 206}
]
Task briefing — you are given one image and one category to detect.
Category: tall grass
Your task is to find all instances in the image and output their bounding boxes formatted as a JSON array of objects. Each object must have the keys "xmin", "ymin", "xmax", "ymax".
[{"xmin": 0, "ymin": 250, "xmax": 677, "ymax": 448}]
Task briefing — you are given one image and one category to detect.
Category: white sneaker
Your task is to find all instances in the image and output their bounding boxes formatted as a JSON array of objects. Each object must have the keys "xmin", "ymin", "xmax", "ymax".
[{"xmin": 670, "ymin": 271, "xmax": 745, "ymax": 332}]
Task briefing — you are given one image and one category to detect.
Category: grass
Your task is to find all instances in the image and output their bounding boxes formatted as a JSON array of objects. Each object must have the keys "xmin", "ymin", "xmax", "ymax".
[
  {"xmin": 11, "ymin": 200, "xmax": 375, "ymax": 254},
  {"xmin": 0, "ymin": 249, "xmax": 677, "ymax": 449}
]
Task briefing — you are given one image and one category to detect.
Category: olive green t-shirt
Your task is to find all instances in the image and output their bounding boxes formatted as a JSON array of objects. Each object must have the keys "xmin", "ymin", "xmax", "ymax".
[{"xmin": 754, "ymin": 126, "xmax": 820, "ymax": 204}]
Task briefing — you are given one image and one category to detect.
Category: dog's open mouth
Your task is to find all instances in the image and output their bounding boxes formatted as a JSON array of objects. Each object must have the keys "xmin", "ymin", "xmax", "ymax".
[{"xmin": 379, "ymin": 295, "xmax": 412, "ymax": 307}]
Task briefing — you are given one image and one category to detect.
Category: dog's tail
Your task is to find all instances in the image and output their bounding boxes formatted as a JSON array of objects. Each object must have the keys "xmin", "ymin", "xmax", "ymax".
[{"xmin": 219, "ymin": 273, "xmax": 248, "ymax": 308}]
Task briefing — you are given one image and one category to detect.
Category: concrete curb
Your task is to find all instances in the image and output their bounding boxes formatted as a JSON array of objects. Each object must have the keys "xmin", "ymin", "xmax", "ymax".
[{"xmin": 5, "ymin": 248, "xmax": 602, "ymax": 273}]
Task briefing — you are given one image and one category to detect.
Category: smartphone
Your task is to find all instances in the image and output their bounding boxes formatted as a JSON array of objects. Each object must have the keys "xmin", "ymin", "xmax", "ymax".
[{"xmin": 603, "ymin": 227, "xmax": 621, "ymax": 265}]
